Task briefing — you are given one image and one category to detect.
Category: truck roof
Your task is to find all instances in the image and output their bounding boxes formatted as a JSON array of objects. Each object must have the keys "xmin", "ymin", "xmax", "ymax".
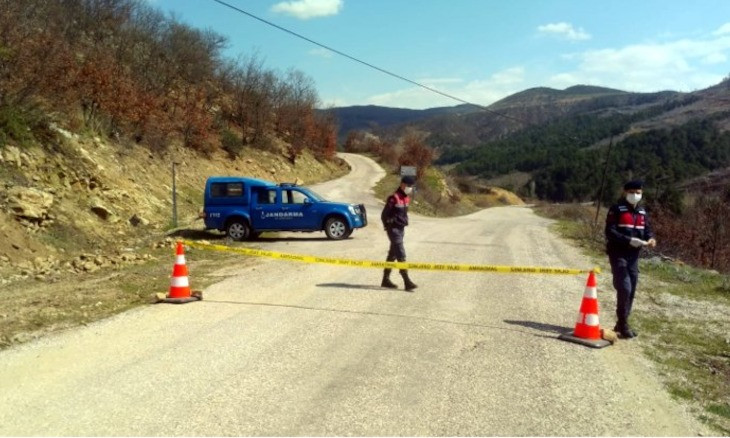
[{"xmin": 205, "ymin": 176, "xmax": 276, "ymax": 187}]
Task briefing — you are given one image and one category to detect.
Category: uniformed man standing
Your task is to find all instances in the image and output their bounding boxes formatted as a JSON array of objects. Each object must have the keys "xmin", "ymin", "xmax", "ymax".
[
  {"xmin": 381, "ymin": 175, "xmax": 417, "ymax": 291},
  {"xmin": 605, "ymin": 180, "xmax": 657, "ymax": 339}
]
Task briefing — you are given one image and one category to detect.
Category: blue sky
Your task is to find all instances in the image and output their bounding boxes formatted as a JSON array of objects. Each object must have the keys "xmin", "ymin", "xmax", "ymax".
[{"xmin": 150, "ymin": 0, "xmax": 730, "ymax": 109}]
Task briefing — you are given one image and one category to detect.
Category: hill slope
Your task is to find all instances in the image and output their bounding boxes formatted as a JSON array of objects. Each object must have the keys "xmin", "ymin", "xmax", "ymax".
[
  {"xmin": 0, "ymin": 131, "xmax": 347, "ymax": 286},
  {"xmin": 334, "ymin": 79, "xmax": 730, "ymax": 203},
  {"xmin": 325, "ymin": 104, "xmax": 480, "ymax": 140}
]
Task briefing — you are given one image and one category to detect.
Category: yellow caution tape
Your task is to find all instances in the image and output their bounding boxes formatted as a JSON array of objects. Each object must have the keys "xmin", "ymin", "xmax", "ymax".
[{"xmin": 181, "ymin": 240, "xmax": 599, "ymax": 275}]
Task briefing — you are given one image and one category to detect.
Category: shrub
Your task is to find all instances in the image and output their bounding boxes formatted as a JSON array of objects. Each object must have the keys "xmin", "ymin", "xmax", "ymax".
[
  {"xmin": 220, "ymin": 128, "xmax": 243, "ymax": 159},
  {"xmin": 0, "ymin": 104, "xmax": 35, "ymax": 146}
]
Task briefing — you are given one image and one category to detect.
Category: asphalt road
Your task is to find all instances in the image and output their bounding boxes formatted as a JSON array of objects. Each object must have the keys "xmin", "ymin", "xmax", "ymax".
[{"xmin": 0, "ymin": 153, "xmax": 707, "ymax": 435}]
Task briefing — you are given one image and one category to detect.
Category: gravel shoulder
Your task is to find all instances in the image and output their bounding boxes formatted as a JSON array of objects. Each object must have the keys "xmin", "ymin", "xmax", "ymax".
[{"xmin": 0, "ymin": 154, "xmax": 710, "ymax": 436}]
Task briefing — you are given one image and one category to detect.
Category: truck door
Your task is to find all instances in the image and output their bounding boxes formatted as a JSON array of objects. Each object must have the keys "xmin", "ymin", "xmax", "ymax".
[
  {"xmin": 251, "ymin": 188, "xmax": 280, "ymax": 230},
  {"xmin": 282, "ymin": 188, "xmax": 318, "ymax": 229}
]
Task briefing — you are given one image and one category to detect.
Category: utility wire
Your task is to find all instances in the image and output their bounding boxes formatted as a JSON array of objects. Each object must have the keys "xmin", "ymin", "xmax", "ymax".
[{"xmin": 209, "ymin": 0, "xmax": 526, "ymax": 124}]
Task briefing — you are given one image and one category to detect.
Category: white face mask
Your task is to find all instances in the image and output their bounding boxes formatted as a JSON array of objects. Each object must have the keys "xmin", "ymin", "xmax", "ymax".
[
  {"xmin": 626, "ymin": 193, "xmax": 642, "ymax": 205},
  {"xmin": 403, "ymin": 187, "xmax": 413, "ymax": 195}
]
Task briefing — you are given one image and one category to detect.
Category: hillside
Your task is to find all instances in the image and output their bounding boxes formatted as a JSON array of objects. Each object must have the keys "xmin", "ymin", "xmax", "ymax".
[
  {"xmin": 330, "ymin": 85, "xmax": 683, "ymax": 148},
  {"xmin": 326, "ymin": 104, "xmax": 480, "ymax": 141},
  {"xmin": 488, "ymin": 85, "xmax": 628, "ymax": 108},
  {"xmin": 0, "ymin": 131, "xmax": 347, "ymax": 286},
  {"xmin": 335, "ymin": 79, "xmax": 730, "ymax": 201},
  {"xmin": 0, "ymin": 0, "xmax": 353, "ymax": 285}
]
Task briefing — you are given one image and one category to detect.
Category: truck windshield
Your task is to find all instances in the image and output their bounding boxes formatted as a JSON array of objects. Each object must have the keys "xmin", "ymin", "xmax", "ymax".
[{"xmin": 301, "ymin": 188, "xmax": 326, "ymax": 202}]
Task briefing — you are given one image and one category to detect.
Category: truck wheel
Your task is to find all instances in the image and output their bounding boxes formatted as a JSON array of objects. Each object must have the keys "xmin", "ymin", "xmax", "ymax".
[
  {"xmin": 324, "ymin": 217, "xmax": 349, "ymax": 240},
  {"xmin": 226, "ymin": 219, "xmax": 250, "ymax": 241}
]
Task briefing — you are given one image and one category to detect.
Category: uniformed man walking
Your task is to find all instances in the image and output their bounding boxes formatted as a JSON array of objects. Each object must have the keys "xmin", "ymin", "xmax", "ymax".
[
  {"xmin": 381, "ymin": 175, "xmax": 417, "ymax": 291},
  {"xmin": 605, "ymin": 180, "xmax": 656, "ymax": 339}
]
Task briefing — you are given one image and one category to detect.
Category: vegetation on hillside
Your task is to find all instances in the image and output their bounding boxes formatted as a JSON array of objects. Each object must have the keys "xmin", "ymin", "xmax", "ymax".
[
  {"xmin": 650, "ymin": 188, "xmax": 730, "ymax": 272},
  {"xmin": 438, "ymin": 99, "xmax": 723, "ymax": 201},
  {"xmin": 433, "ymin": 96, "xmax": 730, "ymax": 272},
  {"xmin": 343, "ymin": 127, "xmax": 435, "ymax": 179},
  {"xmin": 0, "ymin": 0, "xmax": 336, "ymax": 160},
  {"xmin": 410, "ymin": 88, "xmax": 684, "ymax": 150}
]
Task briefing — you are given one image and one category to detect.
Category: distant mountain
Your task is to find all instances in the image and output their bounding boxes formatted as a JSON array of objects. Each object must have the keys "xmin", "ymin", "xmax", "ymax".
[
  {"xmin": 323, "ymin": 104, "xmax": 481, "ymax": 140},
  {"xmin": 435, "ymin": 80, "xmax": 730, "ymax": 203},
  {"xmin": 418, "ymin": 86, "xmax": 685, "ymax": 149},
  {"xmin": 329, "ymin": 85, "xmax": 683, "ymax": 148},
  {"xmin": 489, "ymin": 85, "xmax": 628, "ymax": 109},
  {"xmin": 330, "ymin": 80, "xmax": 730, "ymax": 203}
]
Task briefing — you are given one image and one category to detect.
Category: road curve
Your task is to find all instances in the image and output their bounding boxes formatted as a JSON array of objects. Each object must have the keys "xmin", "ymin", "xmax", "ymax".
[{"xmin": 0, "ymin": 153, "xmax": 707, "ymax": 436}]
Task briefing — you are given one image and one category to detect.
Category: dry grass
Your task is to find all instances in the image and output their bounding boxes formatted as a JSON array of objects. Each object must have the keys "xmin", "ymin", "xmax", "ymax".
[
  {"xmin": 373, "ymin": 166, "xmax": 523, "ymax": 218},
  {"xmin": 0, "ymin": 135, "xmax": 348, "ymax": 349},
  {"xmin": 0, "ymin": 237, "xmax": 249, "ymax": 348},
  {"xmin": 536, "ymin": 203, "xmax": 730, "ymax": 435}
]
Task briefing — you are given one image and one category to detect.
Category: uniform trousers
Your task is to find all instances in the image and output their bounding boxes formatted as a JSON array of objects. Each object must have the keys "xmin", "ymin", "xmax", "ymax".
[
  {"xmin": 609, "ymin": 252, "xmax": 640, "ymax": 329},
  {"xmin": 386, "ymin": 227, "xmax": 407, "ymax": 272}
]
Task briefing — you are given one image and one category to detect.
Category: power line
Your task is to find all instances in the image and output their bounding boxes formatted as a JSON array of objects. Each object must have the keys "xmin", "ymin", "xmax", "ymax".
[{"xmin": 209, "ymin": 0, "xmax": 526, "ymax": 124}]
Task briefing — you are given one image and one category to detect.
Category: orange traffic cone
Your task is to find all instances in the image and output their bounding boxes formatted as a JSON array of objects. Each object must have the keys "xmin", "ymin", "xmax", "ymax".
[
  {"xmin": 558, "ymin": 271, "xmax": 610, "ymax": 348},
  {"xmin": 158, "ymin": 241, "xmax": 202, "ymax": 304}
]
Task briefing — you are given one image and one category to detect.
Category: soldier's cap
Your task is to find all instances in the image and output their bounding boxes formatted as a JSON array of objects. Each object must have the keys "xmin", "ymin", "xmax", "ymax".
[
  {"xmin": 623, "ymin": 180, "xmax": 643, "ymax": 190},
  {"xmin": 401, "ymin": 175, "xmax": 416, "ymax": 186}
]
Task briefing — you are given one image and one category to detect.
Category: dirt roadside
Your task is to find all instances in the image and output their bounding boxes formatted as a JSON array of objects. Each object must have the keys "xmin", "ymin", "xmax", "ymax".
[
  {"xmin": 0, "ymin": 131, "xmax": 348, "ymax": 348},
  {"xmin": 0, "ymin": 154, "xmax": 712, "ymax": 436}
]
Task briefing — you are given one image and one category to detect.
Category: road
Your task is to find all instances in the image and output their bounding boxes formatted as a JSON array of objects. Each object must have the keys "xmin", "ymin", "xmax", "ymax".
[{"xmin": 0, "ymin": 153, "xmax": 706, "ymax": 435}]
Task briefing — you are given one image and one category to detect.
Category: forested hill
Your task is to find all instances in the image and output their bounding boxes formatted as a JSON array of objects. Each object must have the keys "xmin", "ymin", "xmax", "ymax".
[
  {"xmin": 326, "ymin": 104, "xmax": 480, "ymax": 141},
  {"xmin": 1, "ymin": 0, "xmax": 337, "ymax": 161},
  {"xmin": 333, "ymin": 79, "xmax": 730, "ymax": 205},
  {"xmin": 409, "ymin": 86, "xmax": 684, "ymax": 149},
  {"xmin": 434, "ymin": 79, "xmax": 730, "ymax": 204},
  {"xmin": 330, "ymin": 85, "xmax": 684, "ymax": 148}
]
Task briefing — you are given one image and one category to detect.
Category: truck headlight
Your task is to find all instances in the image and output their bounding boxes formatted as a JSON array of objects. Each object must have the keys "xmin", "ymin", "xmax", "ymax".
[{"xmin": 348, "ymin": 205, "xmax": 357, "ymax": 215}]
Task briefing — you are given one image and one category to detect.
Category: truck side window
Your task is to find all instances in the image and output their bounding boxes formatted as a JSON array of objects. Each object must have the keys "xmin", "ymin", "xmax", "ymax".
[
  {"xmin": 289, "ymin": 190, "xmax": 309, "ymax": 204},
  {"xmin": 227, "ymin": 183, "xmax": 243, "ymax": 197},
  {"xmin": 257, "ymin": 189, "xmax": 277, "ymax": 204},
  {"xmin": 211, "ymin": 182, "xmax": 244, "ymax": 197}
]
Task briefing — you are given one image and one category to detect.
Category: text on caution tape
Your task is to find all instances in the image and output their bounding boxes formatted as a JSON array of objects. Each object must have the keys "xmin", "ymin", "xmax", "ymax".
[{"xmin": 181, "ymin": 240, "xmax": 599, "ymax": 275}]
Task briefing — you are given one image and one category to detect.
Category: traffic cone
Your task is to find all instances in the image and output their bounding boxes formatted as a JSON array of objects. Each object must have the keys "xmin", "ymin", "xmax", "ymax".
[
  {"xmin": 157, "ymin": 241, "xmax": 202, "ymax": 304},
  {"xmin": 558, "ymin": 271, "xmax": 610, "ymax": 348}
]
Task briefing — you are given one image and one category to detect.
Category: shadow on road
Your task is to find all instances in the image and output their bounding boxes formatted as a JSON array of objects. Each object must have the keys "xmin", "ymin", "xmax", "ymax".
[
  {"xmin": 256, "ymin": 236, "xmax": 333, "ymax": 242},
  {"xmin": 166, "ymin": 229, "xmax": 226, "ymax": 240},
  {"xmin": 198, "ymin": 300, "xmax": 547, "ymax": 338},
  {"xmin": 165, "ymin": 229, "xmax": 342, "ymax": 243},
  {"xmin": 420, "ymin": 240, "xmax": 500, "ymax": 248},
  {"xmin": 316, "ymin": 282, "xmax": 384, "ymax": 291},
  {"xmin": 503, "ymin": 319, "xmax": 571, "ymax": 334}
]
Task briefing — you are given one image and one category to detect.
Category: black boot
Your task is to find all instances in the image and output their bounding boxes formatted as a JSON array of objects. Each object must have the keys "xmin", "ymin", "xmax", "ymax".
[
  {"xmin": 401, "ymin": 270, "xmax": 417, "ymax": 292},
  {"xmin": 381, "ymin": 269, "xmax": 398, "ymax": 289},
  {"xmin": 614, "ymin": 322, "xmax": 636, "ymax": 339}
]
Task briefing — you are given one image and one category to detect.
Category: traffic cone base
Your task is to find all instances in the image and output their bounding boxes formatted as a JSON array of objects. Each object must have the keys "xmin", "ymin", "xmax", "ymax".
[
  {"xmin": 159, "ymin": 295, "xmax": 201, "ymax": 304},
  {"xmin": 558, "ymin": 331, "xmax": 611, "ymax": 348},
  {"xmin": 155, "ymin": 291, "xmax": 203, "ymax": 304},
  {"xmin": 559, "ymin": 271, "xmax": 610, "ymax": 349}
]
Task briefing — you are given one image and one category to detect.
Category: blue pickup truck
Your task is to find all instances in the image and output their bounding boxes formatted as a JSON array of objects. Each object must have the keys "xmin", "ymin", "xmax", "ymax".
[{"xmin": 200, "ymin": 177, "xmax": 367, "ymax": 240}]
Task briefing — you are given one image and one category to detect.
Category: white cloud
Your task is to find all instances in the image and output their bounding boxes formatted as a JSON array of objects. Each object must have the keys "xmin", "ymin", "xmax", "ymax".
[
  {"xmin": 713, "ymin": 22, "xmax": 730, "ymax": 35},
  {"xmin": 537, "ymin": 22, "xmax": 591, "ymax": 41},
  {"xmin": 703, "ymin": 52, "xmax": 727, "ymax": 64},
  {"xmin": 271, "ymin": 0, "xmax": 343, "ymax": 20},
  {"xmin": 547, "ymin": 34, "xmax": 730, "ymax": 92},
  {"xmin": 365, "ymin": 67, "xmax": 526, "ymax": 109},
  {"xmin": 309, "ymin": 48, "xmax": 334, "ymax": 58},
  {"xmin": 418, "ymin": 77, "xmax": 463, "ymax": 85},
  {"xmin": 333, "ymin": 27, "xmax": 730, "ymax": 109}
]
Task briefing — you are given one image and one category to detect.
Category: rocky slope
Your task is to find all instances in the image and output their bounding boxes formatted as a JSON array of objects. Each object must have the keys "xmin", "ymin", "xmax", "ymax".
[{"xmin": 0, "ymin": 129, "xmax": 348, "ymax": 286}]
